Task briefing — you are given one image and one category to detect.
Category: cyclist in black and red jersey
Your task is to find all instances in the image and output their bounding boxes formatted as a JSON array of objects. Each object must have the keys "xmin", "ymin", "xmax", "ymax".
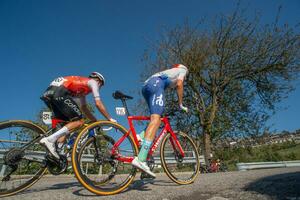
[{"xmin": 40, "ymin": 72, "xmax": 116, "ymax": 159}]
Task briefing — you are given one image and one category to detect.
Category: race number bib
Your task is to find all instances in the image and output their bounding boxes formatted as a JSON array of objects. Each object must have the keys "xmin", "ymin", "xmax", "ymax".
[
  {"xmin": 50, "ymin": 77, "xmax": 65, "ymax": 87},
  {"xmin": 115, "ymin": 107, "xmax": 126, "ymax": 116},
  {"xmin": 42, "ymin": 112, "xmax": 52, "ymax": 125}
]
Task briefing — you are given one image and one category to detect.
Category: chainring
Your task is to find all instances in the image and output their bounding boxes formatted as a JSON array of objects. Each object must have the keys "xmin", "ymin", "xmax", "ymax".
[{"xmin": 46, "ymin": 154, "xmax": 68, "ymax": 175}]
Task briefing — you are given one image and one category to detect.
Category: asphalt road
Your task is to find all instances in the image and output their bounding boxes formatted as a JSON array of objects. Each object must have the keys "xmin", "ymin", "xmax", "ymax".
[{"xmin": 2, "ymin": 167, "xmax": 300, "ymax": 200}]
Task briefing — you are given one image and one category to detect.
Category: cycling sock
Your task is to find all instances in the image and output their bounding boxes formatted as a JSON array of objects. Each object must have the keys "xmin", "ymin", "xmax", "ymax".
[
  {"xmin": 57, "ymin": 142, "xmax": 64, "ymax": 149},
  {"xmin": 138, "ymin": 139, "xmax": 152, "ymax": 162},
  {"xmin": 47, "ymin": 126, "xmax": 69, "ymax": 143},
  {"xmin": 137, "ymin": 130, "xmax": 145, "ymax": 143},
  {"xmin": 139, "ymin": 130, "xmax": 145, "ymax": 140}
]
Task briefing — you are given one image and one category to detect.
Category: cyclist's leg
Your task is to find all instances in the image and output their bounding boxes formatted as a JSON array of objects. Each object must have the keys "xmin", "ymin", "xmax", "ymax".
[
  {"xmin": 137, "ymin": 115, "xmax": 160, "ymax": 160},
  {"xmin": 41, "ymin": 88, "xmax": 66, "ymax": 145},
  {"xmin": 132, "ymin": 78, "xmax": 165, "ymax": 177},
  {"xmin": 40, "ymin": 88, "xmax": 84, "ymax": 158},
  {"xmin": 138, "ymin": 114, "xmax": 160, "ymax": 179},
  {"xmin": 51, "ymin": 98, "xmax": 84, "ymax": 134},
  {"xmin": 140, "ymin": 77, "xmax": 165, "ymax": 160},
  {"xmin": 50, "ymin": 96, "xmax": 84, "ymax": 137}
]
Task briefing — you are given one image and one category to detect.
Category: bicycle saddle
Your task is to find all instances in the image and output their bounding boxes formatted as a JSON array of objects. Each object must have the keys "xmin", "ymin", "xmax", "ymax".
[{"xmin": 112, "ymin": 90, "xmax": 133, "ymax": 100}]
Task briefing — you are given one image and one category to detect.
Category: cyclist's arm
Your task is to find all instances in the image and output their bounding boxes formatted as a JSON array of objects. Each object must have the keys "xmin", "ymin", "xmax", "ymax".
[
  {"xmin": 88, "ymin": 79, "xmax": 101, "ymax": 100},
  {"xmin": 176, "ymin": 79, "xmax": 184, "ymax": 105},
  {"xmin": 95, "ymin": 99, "xmax": 112, "ymax": 120},
  {"xmin": 79, "ymin": 97, "xmax": 97, "ymax": 122},
  {"xmin": 88, "ymin": 79, "xmax": 112, "ymax": 120}
]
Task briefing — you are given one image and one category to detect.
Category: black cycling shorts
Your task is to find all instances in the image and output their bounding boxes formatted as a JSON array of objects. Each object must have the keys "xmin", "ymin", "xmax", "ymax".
[{"xmin": 41, "ymin": 86, "xmax": 83, "ymax": 121}]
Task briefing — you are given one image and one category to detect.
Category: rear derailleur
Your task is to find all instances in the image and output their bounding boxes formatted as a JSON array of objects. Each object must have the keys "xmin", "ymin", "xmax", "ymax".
[{"xmin": 2, "ymin": 148, "xmax": 25, "ymax": 181}]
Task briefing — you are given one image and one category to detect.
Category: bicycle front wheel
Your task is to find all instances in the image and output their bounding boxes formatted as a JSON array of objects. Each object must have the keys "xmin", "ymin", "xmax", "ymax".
[
  {"xmin": 160, "ymin": 131, "xmax": 200, "ymax": 185},
  {"xmin": 72, "ymin": 121, "xmax": 138, "ymax": 195},
  {"xmin": 0, "ymin": 120, "xmax": 47, "ymax": 197}
]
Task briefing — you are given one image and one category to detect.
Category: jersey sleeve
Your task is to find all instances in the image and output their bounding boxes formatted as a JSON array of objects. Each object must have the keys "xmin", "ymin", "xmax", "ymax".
[{"xmin": 87, "ymin": 79, "xmax": 101, "ymax": 101}]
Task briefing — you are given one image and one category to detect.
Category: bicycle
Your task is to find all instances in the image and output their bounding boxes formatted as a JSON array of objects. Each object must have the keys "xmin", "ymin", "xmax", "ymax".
[
  {"xmin": 0, "ymin": 113, "xmax": 112, "ymax": 197},
  {"xmin": 71, "ymin": 90, "xmax": 200, "ymax": 195},
  {"xmin": 199, "ymin": 159, "xmax": 228, "ymax": 173}
]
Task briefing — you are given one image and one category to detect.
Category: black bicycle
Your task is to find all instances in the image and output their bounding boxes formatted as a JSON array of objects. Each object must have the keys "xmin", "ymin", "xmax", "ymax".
[{"xmin": 0, "ymin": 115, "xmax": 114, "ymax": 197}]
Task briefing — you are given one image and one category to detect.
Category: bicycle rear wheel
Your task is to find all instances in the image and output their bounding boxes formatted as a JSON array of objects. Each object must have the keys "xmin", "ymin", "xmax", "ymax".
[
  {"xmin": 0, "ymin": 120, "xmax": 47, "ymax": 197},
  {"xmin": 72, "ymin": 121, "xmax": 138, "ymax": 195},
  {"xmin": 160, "ymin": 131, "xmax": 200, "ymax": 184}
]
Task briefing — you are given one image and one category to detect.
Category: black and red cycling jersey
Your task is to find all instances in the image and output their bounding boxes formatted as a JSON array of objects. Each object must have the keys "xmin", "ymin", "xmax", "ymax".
[
  {"xmin": 41, "ymin": 76, "xmax": 101, "ymax": 121},
  {"xmin": 49, "ymin": 76, "xmax": 100, "ymax": 100}
]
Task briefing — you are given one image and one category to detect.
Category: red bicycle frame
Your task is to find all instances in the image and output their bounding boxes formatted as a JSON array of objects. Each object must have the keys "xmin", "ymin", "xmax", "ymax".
[
  {"xmin": 51, "ymin": 118, "xmax": 65, "ymax": 129},
  {"xmin": 112, "ymin": 115, "xmax": 185, "ymax": 163}
]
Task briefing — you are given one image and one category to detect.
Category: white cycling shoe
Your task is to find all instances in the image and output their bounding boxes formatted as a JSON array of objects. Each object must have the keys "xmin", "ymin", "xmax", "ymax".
[
  {"xmin": 132, "ymin": 157, "xmax": 156, "ymax": 178},
  {"xmin": 40, "ymin": 138, "xmax": 60, "ymax": 159}
]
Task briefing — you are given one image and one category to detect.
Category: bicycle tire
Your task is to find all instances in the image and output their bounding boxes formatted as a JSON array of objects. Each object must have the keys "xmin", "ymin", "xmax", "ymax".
[
  {"xmin": 0, "ymin": 120, "xmax": 47, "ymax": 197},
  {"xmin": 160, "ymin": 131, "xmax": 200, "ymax": 185},
  {"xmin": 77, "ymin": 136, "xmax": 116, "ymax": 186},
  {"xmin": 72, "ymin": 121, "xmax": 138, "ymax": 195}
]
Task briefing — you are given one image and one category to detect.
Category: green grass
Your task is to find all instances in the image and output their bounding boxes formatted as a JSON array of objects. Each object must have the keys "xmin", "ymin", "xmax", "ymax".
[
  {"xmin": 215, "ymin": 141, "xmax": 300, "ymax": 171},
  {"xmin": 277, "ymin": 143, "xmax": 300, "ymax": 160}
]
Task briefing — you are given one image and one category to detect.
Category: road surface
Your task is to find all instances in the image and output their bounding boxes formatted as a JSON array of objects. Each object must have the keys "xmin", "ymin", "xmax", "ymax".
[{"xmin": 2, "ymin": 167, "xmax": 300, "ymax": 200}]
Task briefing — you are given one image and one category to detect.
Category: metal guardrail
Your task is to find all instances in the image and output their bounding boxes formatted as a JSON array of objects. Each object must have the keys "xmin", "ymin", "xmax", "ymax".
[
  {"xmin": 0, "ymin": 148, "xmax": 204, "ymax": 163},
  {"xmin": 0, "ymin": 149, "xmax": 203, "ymax": 176},
  {"xmin": 236, "ymin": 160, "xmax": 300, "ymax": 171}
]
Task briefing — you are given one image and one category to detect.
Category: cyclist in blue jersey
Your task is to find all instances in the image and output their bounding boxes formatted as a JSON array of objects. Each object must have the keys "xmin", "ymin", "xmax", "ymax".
[{"xmin": 132, "ymin": 64, "xmax": 189, "ymax": 177}]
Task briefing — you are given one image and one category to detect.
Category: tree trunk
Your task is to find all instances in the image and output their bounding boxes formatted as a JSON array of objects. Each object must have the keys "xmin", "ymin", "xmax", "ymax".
[{"xmin": 203, "ymin": 124, "xmax": 213, "ymax": 165}]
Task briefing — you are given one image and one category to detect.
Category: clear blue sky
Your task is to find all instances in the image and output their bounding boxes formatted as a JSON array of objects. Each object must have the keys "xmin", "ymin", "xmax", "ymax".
[{"xmin": 0, "ymin": 0, "xmax": 299, "ymax": 132}]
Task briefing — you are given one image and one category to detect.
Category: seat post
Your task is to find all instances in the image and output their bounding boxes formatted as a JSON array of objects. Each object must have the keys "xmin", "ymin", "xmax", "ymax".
[{"xmin": 121, "ymin": 99, "xmax": 130, "ymax": 117}]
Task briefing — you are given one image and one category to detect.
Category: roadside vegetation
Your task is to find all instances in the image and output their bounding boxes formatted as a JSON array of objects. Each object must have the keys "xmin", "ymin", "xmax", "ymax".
[{"xmin": 215, "ymin": 141, "xmax": 300, "ymax": 170}]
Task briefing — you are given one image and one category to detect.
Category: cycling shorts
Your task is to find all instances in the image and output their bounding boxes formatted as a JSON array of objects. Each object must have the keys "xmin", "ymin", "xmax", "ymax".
[
  {"xmin": 41, "ymin": 86, "xmax": 83, "ymax": 121},
  {"xmin": 142, "ymin": 77, "xmax": 166, "ymax": 115}
]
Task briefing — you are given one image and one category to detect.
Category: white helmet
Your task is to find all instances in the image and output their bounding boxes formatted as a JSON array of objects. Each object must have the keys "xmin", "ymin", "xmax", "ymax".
[
  {"xmin": 172, "ymin": 64, "xmax": 188, "ymax": 74},
  {"xmin": 89, "ymin": 72, "xmax": 105, "ymax": 85}
]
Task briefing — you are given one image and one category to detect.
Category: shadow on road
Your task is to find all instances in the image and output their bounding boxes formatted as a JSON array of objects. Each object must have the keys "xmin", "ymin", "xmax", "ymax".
[
  {"xmin": 71, "ymin": 179, "xmax": 179, "ymax": 197},
  {"xmin": 72, "ymin": 188, "xmax": 98, "ymax": 197},
  {"xmin": 10, "ymin": 181, "xmax": 83, "ymax": 197},
  {"xmin": 48, "ymin": 181, "xmax": 82, "ymax": 190},
  {"xmin": 129, "ymin": 179, "xmax": 177, "ymax": 190},
  {"xmin": 244, "ymin": 171, "xmax": 300, "ymax": 200},
  {"xmin": 10, "ymin": 177, "xmax": 181, "ymax": 198}
]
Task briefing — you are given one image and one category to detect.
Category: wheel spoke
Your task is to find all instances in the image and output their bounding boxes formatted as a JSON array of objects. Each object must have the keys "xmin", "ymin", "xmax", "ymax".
[
  {"xmin": 72, "ymin": 121, "xmax": 137, "ymax": 195},
  {"xmin": 160, "ymin": 131, "xmax": 200, "ymax": 184}
]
